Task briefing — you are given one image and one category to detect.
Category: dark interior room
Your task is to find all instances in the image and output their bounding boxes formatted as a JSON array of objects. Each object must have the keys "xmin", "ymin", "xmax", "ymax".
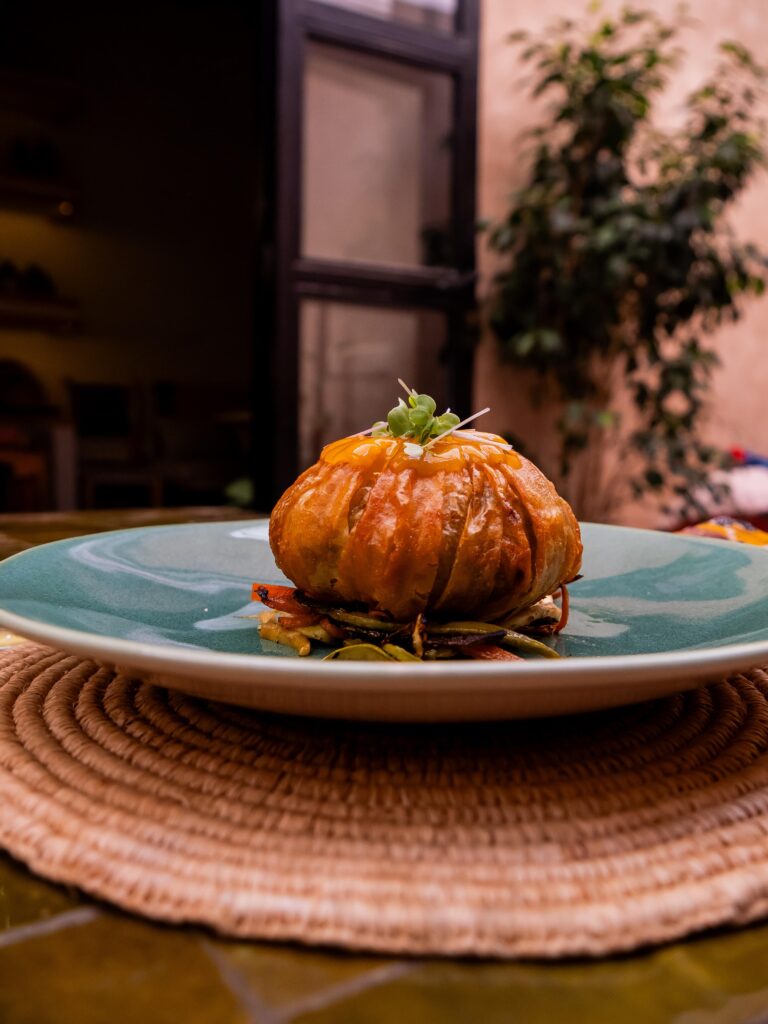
[{"xmin": 0, "ymin": 2, "xmax": 257, "ymax": 511}]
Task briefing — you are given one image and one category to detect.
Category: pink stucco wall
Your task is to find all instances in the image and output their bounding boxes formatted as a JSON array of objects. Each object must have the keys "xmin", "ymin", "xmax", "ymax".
[{"xmin": 475, "ymin": 0, "xmax": 768, "ymax": 524}]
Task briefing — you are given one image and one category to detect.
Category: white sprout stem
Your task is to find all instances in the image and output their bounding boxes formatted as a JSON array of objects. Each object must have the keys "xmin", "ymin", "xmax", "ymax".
[
  {"xmin": 422, "ymin": 407, "xmax": 491, "ymax": 450},
  {"xmin": 397, "ymin": 378, "xmax": 416, "ymax": 399},
  {"xmin": 461, "ymin": 429, "xmax": 513, "ymax": 451}
]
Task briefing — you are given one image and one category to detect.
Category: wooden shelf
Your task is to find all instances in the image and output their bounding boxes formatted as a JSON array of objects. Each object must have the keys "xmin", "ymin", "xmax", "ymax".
[
  {"xmin": 0, "ymin": 296, "xmax": 80, "ymax": 333},
  {"xmin": 0, "ymin": 175, "xmax": 77, "ymax": 219}
]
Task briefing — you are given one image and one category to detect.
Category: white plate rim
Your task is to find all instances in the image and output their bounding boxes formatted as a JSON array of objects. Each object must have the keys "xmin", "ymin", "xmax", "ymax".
[{"xmin": 0, "ymin": 519, "xmax": 767, "ymax": 697}]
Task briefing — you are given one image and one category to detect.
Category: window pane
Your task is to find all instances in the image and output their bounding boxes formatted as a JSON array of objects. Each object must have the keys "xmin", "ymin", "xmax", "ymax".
[
  {"xmin": 318, "ymin": 0, "xmax": 458, "ymax": 33},
  {"xmin": 302, "ymin": 42, "xmax": 453, "ymax": 268},
  {"xmin": 299, "ymin": 301, "xmax": 448, "ymax": 467}
]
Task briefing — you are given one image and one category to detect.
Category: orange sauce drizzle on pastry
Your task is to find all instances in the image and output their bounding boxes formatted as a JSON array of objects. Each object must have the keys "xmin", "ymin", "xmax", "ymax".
[{"xmin": 321, "ymin": 431, "xmax": 521, "ymax": 476}]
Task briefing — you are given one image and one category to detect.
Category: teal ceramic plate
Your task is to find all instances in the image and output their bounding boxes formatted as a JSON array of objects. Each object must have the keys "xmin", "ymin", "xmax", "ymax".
[{"xmin": 0, "ymin": 520, "xmax": 766, "ymax": 720}]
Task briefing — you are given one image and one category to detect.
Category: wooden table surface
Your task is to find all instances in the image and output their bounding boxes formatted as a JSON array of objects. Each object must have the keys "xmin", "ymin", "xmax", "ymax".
[{"xmin": 1, "ymin": 508, "xmax": 768, "ymax": 1024}]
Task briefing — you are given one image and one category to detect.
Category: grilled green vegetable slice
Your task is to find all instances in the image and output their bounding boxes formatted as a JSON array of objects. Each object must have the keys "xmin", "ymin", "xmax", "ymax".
[
  {"xmin": 323, "ymin": 644, "xmax": 396, "ymax": 661},
  {"xmin": 324, "ymin": 609, "xmax": 404, "ymax": 633},
  {"xmin": 382, "ymin": 643, "xmax": 422, "ymax": 662},
  {"xmin": 500, "ymin": 630, "xmax": 560, "ymax": 659}
]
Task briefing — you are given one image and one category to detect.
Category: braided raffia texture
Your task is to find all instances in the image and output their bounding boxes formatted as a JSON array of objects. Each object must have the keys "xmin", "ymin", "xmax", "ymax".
[{"xmin": 3, "ymin": 643, "xmax": 768, "ymax": 958}]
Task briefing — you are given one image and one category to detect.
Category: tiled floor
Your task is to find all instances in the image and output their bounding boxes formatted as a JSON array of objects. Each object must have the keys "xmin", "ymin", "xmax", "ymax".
[{"xmin": 3, "ymin": 851, "xmax": 768, "ymax": 1024}]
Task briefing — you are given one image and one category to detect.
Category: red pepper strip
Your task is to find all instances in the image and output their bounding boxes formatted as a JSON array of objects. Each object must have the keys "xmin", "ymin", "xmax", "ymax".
[
  {"xmin": 319, "ymin": 617, "xmax": 347, "ymax": 640},
  {"xmin": 462, "ymin": 643, "xmax": 524, "ymax": 662},
  {"xmin": 252, "ymin": 583, "xmax": 307, "ymax": 615},
  {"xmin": 553, "ymin": 583, "xmax": 570, "ymax": 634}
]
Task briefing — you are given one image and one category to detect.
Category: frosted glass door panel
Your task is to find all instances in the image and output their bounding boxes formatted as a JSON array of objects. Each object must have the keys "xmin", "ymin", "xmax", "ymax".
[
  {"xmin": 302, "ymin": 43, "xmax": 453, "ymax": 268},
  {"xmin": 299, "ymin": 301, "xmax": 448, "ymax": 467}
]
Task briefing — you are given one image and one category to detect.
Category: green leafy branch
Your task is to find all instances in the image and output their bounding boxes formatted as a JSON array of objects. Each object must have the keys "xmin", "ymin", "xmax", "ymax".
[{"xmin": 484, "ymin": 4, "xmax": 768, "ymax": 518}]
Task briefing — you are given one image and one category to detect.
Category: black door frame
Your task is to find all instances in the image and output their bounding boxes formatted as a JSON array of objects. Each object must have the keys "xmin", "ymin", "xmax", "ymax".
[{"xmin": 255, "ymin": 0, "xmax": 480, "ymax": 508}]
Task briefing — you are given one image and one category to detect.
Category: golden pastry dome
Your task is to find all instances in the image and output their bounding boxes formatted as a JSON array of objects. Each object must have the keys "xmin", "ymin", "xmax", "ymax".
[{"xmin": 269, "ymin": 389, "xmax": 582, "ymax": 622}]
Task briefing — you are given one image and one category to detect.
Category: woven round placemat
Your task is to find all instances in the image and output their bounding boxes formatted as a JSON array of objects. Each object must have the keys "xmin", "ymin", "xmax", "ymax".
[{"xmin": 3, "ymin": 643, "xmax": 768, "ymax": 958}]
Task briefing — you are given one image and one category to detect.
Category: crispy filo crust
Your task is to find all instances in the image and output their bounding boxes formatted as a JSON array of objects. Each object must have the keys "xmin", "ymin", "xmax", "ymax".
[{"xmin": 270, "ymin": 433, "xmax": 582, "ymax": 622}]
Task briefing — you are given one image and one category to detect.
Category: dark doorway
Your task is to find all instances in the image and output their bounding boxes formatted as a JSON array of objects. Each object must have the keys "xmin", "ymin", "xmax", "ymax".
[{"xmin": 256, "ymin": 0, "xmax": 480, "ymax": 506}]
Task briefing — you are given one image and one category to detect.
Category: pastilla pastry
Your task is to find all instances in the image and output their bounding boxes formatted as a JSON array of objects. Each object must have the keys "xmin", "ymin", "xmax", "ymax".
[{"xmin": 255, "ymin": 384, "xmax": 582, "ymax": 663}]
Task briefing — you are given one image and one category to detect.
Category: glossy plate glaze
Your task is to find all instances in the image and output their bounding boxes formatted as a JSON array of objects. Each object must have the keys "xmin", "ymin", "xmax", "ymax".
[{"xmin": 0, "ymin": 520, "xmax": 766, "ymax": 721}]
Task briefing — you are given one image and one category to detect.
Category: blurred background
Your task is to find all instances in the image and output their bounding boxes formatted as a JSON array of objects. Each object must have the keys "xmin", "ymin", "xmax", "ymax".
[{"xmin": 0, "ymin": 0, "xmax": 766, "ymax": 528}]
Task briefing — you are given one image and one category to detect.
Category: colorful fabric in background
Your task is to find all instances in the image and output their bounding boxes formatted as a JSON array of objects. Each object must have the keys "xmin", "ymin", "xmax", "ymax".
[
  {"xmin": 679, "ymin": 515, "xmax": 768, "ymax": 547},
  {"xmin": 730, "ymin": 447, "xmax": 768, "ymax": 468}
]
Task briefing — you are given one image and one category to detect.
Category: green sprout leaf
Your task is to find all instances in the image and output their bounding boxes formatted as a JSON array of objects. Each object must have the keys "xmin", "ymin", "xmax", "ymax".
[
  {"xmin": 435, "ymin": 411, "xmax": 461, "ymax": 433},
  {"xmin": 374, "ymin": 387, "xmax": 463, "ymax": 447},
  {"xmin": 411, "ymin": 393, "xmax": 436, "ymax": 415},
  {"xmin": 387, "ymin": 399, "xmax": 411, "ymax": 437},
  {"xmin": 409, "ymin": 407, "xmax": 433, "ymax": 430}
]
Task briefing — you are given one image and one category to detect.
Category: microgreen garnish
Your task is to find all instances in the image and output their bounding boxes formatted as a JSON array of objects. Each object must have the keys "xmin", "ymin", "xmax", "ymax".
[
  {"xmin": 366, "ymin": 380, "xmax": 510, "ymax": 455},
  {"xmin": 371, "ymin": 383, "xmax": 460, "ymax": 445}
]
